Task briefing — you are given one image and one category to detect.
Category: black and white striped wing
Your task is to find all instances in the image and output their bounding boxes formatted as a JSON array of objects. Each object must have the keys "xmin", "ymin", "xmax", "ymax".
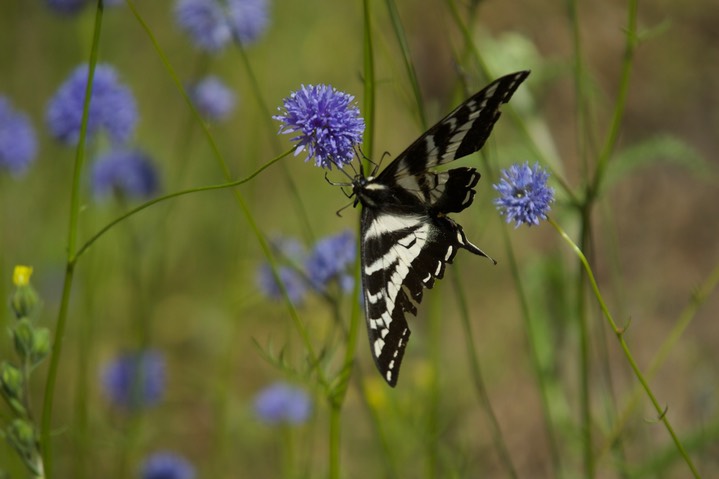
[
  {"xmin": 360, "ymin": 210, "xmax": 485, "ymax": 386},
  {"xmin": 378, "ymin": 71, "xmax": 530, "ymax": 185}
]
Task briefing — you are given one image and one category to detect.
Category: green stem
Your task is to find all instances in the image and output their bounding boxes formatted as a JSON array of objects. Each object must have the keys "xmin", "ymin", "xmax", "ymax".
[
  {"xmin": 591, "ymin": 0, "xmax": 638, "ymax": 195},
  {"xmin": 40, "ymin": 3, "xmax": 104, "ymax": 474},
  {"xmin": 548, "ymin": 218, "xmax": 702, "ymax": 478},
  {"xmin": 74, "ymin": 150, "xmax": 291, "ymax": 261}
]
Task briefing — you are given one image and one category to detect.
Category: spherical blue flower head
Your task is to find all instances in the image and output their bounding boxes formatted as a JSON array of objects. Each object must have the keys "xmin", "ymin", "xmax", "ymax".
[
  {"xmin": 188, "ymin": 76, "xmax": 237, "ymax": 121},
  {"xmin": 141, "ymin": 452, "xmax": 195, "ymax": 479},
  {"xmin": 46, "ymin": 64, "xmax": 137, "ymax": 146},
  {"xmin": 305, "ymin": 230, "xmax": 356, "ymax": 292},
  {"xmin": 0, "ymin": 96, "xmax": 37, "ymax": 177},
  {"xmin": 273, "ymin": 84, "xmax": 365, "ymax": 170},
  {"xmin": 256, "ymin": 264, "xmax": 307, "ymax": 304},
  {"xmin": 227, "ymin": 0, "xmax": 270, "ymax": 45},
  {"xmin": 175, "ymin": 0, "xmax": 233, "ymax": 52},
  {"xmin": 101, "ymin": 350, "xmax": 165, "ymax": 410},
  {"xmin": 92, "ymin": 148, "xmax": 160, "ymax": 200},
  {"xmin": 493, "ymin": 162, "xmax": 554, "ymax": 227},
  {"xmin": 254, "ymin": 382, "xmax": 312, "ymax": 425}
]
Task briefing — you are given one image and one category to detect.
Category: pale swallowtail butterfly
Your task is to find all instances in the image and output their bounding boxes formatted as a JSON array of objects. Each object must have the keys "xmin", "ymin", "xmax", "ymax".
[{"xmin": 347, "ymin": 71, "xmax": 530, "ymax": 386}]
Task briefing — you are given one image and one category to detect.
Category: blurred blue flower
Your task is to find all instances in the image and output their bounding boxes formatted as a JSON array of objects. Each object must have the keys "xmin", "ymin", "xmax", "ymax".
[
  {"xmin": 254, "ymin": 382, "xmax": 312, "ymax": 425},
  {"xmin": 256, "ymin": 265, "xmax": 307, "ymax": 304},
  {"xmin": 101, "ymin": 350, "xmax": 165, "ymax": 410},
  {"xmin": 274, "ymin": 84, "xmax": 364, "ymax": 169},
  {"xmin": 493, "ymin": 162, "xmax": 554, "ymax": 227},
  {"xmin": 0, "ymin": 96, "xmax": 37, "ymax": 177},
  {"xmin": 92, "ymin": 148, "xmax": 159, "ymax": 200},
  {"xmin": 226, "ymin": 0, "xmax": 270, "ymax": 45},
  {"xmin": 175, "ymin": 0, "xmax": 232, "ymax": 52},
  {"xmin": 45, "ymin": 0, "xmax": 86, "ymax": 14},
  {"xmin": 305, "ymin": 230, "xmax": 355, "ymax": 292},
  {"xmin": 46, "ymin": 64, "xmax": 137, "ymax": 146},
  {"xmin": 141, "ymin": 452, "xmax": 195, "ymax": 479},
  {"xmin": 175, "ymin": 0, "xmax": 269, "ymax": 52},
  {"xmin": 188, "ymin": 76, "xmax": 236, "ymax": 121}
]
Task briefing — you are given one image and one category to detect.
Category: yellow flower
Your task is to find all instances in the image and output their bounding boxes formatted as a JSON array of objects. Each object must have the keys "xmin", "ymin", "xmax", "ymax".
[{"xmin": 12, "ymin": 266, "xmax": 33, "ymax": 286}]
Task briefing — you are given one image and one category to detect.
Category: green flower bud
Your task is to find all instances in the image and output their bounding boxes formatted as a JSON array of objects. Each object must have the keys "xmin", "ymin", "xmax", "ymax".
[
  {"xmin": 0, "ymin": 362, "xmax": 26, "ymax": 416},
  {"xmin": 30, "ymin": 328, "xmax": 51, "ymax": 366},
  {"xmin": 12, "ymin": 318, "xmax": 34, "ymax": 361},
  {"xmin": 6, "ymin": 419, "xmax": 43, "ymax": 476}
]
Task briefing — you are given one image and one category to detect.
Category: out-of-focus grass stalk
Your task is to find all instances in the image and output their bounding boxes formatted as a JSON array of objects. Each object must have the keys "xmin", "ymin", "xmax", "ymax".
[
  {"xmin": 565, "ymin": 1, "xmax": 595, "ymax": 476},
  {"xmin": 599, "ymin": 261, "xmax": 719, "ymax": 460},
  {"xmin": 327, "ymin": 2, "xmax": 377, "ymax": 477},
  {"xmin": 383, "ymin": 0, "xmax": 426, "ymax": 129},
  {"xmin": 40, "ymin": 2, "xmax": 105, "ymax": 474},
  {"xmin": 451, "ymin": 267, "xmax": 518, "ymax": 479},
  {"xmin": 548, "ymin": 217, "xmax": 702, "ymax": 478}
]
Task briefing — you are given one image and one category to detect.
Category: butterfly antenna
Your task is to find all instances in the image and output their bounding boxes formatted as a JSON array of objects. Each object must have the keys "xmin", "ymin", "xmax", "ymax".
[{"xmin": 335, "ymin": 199, "xmax": 355, "ymax": 217}]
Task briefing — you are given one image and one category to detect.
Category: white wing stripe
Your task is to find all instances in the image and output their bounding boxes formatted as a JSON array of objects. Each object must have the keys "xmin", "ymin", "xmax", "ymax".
[{"xmin": 365, "ymin": 214, "xmax": 424, "ymax": 240}]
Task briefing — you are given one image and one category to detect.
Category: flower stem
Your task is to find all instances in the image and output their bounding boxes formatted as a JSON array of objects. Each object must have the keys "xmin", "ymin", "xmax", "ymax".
[
  {"xmin": 40, "ymin": 2, "xmax": 104, "ymax": 474},
  {"xmin": 548, "ymin": 217, "xmax": 702, "ymax": 478}
]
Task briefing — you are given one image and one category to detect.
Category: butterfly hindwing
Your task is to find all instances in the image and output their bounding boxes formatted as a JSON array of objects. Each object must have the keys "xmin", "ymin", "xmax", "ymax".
[{"xmin": 360, "ymin": 208, "xmax": 486, "ymax": 386}]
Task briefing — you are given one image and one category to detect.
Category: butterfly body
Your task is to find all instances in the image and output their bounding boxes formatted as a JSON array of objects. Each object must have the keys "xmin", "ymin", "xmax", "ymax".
[{"xmin": 349, "ymin": 71, "xmax": 530, "ymax": 386}]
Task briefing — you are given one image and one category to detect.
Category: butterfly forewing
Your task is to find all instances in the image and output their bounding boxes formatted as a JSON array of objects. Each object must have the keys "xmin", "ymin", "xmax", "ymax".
[{"xmin": 354, "ymin": 70, "xmax": 530, "ymax": 386}]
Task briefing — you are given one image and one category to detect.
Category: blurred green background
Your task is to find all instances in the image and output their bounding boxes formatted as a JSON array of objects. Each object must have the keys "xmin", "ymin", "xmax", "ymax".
[{"xmin": 1, "ymin": 0, "xmax": 718, "ymax": 477}]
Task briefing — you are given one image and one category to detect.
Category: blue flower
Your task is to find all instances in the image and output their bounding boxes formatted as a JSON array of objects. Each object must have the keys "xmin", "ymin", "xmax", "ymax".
[
  {"xmin": 0, "ymin": 96, "xmax": 37, "ymax": 177},
  {"xmin": 493, "ymin": 162, "xmax": 554, "ymax": 227},
  {"xmin": 274, "ymin": 84, "xmax": 365, "ymax": 169},
  {"xmin": 141, "ymin": 452, "xmax": 195, "ymax": 479},
  {"xmin": 254, "ymin": 382, "xmax": 312, "ymax": 425},
  {"xmin": 91, "ymin": 148, "xmax": 159, "ymax": 200},
  {"xmin": 305, "ymin": 230, "xmax": 355, "ymax": 292},
  {"xmin": 101, "ymin": 350, "xmax": 165, "ymax": 410},
  {"xmin": 46, "ymin": 64, "xmax": 137, "ymax": 146},
  {"xmin": 188, "ymin": 76, "xmax": 236, "ymax": 121},
  {"xmin": 256, "ymin": 265, "xmax": 307, "ymax": 304},
  {"xmin": 226, "ymin": 0, "xmax": 270, "ymax": 45},
  {"xmin": 175, "ymin": 0, "xmax": 269, "ymax": 52}
]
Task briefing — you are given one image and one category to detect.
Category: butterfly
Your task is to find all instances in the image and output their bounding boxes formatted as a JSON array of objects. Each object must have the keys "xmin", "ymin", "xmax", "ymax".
[{"xmin": 346, "ymin": 71, "xmax": 530, "ymax": 386}]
